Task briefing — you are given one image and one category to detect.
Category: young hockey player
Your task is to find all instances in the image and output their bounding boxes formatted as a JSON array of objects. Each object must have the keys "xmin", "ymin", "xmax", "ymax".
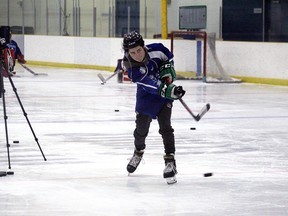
[
  {"xmin": 122, "ymin": 31, "xmax": 185, "ymax": 184},
  {"xmin": 8, "ymin": 39, "xmax": 26, "ymax": 65},
  {"xmin": 0, "ymin": 26, "xmax": 26, "ymax": 77}
]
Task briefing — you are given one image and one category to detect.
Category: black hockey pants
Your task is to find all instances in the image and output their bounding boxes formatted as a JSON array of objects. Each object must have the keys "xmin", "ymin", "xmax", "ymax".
[{"xmin": 133, "ymin": 102, "xmax": 175, "ymax": 154}]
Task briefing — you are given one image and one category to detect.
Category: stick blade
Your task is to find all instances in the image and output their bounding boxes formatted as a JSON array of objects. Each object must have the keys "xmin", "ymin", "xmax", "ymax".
[
  {"xmin": 35, "ymin": 73, "xmax": 48, "ymax": 76},
  {"xmin": 97, "ymin": 73, "xmax": 106, "ymax": 84},
  {"xmin": 196, "ymin": 103, "xmax": 211, "ymax": 121}
]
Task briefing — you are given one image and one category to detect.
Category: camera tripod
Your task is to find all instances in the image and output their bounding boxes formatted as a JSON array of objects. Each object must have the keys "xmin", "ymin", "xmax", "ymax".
[{"xmin": 0, "ymin": 50, "xmax": 46, "ymax": 177}]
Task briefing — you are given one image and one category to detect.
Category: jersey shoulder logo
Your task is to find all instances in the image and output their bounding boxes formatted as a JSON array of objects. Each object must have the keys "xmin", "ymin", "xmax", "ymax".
[{"xmin": 139, "ymin": 66, "xmax": 146, "ymax": 75}]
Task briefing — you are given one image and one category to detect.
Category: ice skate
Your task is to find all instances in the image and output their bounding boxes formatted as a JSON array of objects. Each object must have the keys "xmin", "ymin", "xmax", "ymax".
[
  {"xmin": 163, "ymin": 154, "xmax": 177, "ymax": 184},
  {"xmin": 127, "ymin": 149, "xmax": 144, "ymax": 174}
]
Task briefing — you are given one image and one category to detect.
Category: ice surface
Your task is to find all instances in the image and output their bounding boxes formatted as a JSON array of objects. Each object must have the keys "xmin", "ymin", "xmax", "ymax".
[{"xmin": 0, "ymin": 65, "xmax": 288, "ymax": 216}]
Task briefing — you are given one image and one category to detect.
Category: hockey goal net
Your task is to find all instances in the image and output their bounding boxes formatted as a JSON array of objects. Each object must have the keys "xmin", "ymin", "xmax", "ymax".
[{"xmin": 170, "ymin": 31, "xmax": 241, "ymax": 83}]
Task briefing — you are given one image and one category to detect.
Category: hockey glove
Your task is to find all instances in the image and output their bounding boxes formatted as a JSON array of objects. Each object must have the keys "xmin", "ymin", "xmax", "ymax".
[
  {"xmin": 159, "ymin": 61, "xmax": 176, "ymax": 83},
  {"xmin": 159, "ymin": 83, "xmax": 185, "ymax": 100},
  {"xmin": 17, "ymin": 54, "xmax": 26, "ymax": 64}
]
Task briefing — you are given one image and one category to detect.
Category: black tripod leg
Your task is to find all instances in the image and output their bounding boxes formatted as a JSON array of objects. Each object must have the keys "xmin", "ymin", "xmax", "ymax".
[
  {"xmin": 2, "ymin": 90, "xmax": 11, "ymax": 168},
  {"xmin": 6, "ymin": 74, "xmax": 47, "ymax": 161},
  {"xmin": 1, "ymin": 72, "xmax": 13, "ymax": 175},
  {"xmin": 2, "ymin": 89, "xmax": 14, "ymax": 174}
]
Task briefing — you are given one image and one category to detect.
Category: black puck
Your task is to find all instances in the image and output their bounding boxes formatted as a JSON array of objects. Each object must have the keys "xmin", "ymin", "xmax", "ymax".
[
  {"xmin": 13, "ymin": 141, "xmax": 19, "ymax": 143},
  {"xmin": 6, "ymin": 170, "xmax": 14, "ymax": 175},
  {"xmin": 204, "ymin": 172, "xmax": 213, "ymax": 177},
  {"xmin": 114, "ymin": 109, "xmax": 119, "ymax": 112},
  {"xmin": 190, "ymin": 127, "xmax": 196, "ymax": 130}
]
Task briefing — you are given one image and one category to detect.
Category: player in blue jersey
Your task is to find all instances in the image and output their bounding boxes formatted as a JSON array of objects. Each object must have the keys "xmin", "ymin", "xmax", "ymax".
[
  {"xmin": 1, "ymin": 27, "xmax": 26, "ymax": 77},
  {"xmin": 7, "ymin": 31, "xmax": 26, "ymax": 75},
  {"xmin": 122, "ymin": 31, "xmax": 185, "ymax": 184},
  {"xmin": 8, "ymin": 40, "xmax": 26, "ymax": 65}
]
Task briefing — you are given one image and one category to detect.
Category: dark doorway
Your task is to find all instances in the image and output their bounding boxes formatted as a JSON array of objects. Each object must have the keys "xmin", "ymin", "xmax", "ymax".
[
  {"xmin": 115, "ymin": 0, "xmax": 140, "ymax": 37},
  {"xmin": 222, "ymin": 0, "xmax": 264, "ymax": 41},
  {"xmin": 222, "ymin": 0, "xmax": 288, "ymax": 42},
  {"xmin": 265, "ymin": 0, "xmax": 288, "ymax": 42}
]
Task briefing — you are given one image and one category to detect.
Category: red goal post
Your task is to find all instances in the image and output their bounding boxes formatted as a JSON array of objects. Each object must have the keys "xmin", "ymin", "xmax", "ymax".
[
  {"xmin": 170, "ymin": 31, "xmax": 207, "ymax": 81},
  {"xmin": 170, "ymin": 30, "xmax": 241, "ymax": 83}
]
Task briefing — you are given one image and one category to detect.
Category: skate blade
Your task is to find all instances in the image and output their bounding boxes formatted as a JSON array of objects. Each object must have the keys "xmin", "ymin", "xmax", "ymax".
[{"xmin": 165, "ymin": 176, "xmax": 177, "ymax": 185}]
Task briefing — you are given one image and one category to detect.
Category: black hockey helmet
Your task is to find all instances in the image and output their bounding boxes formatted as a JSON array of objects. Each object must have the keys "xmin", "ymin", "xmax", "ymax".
[
  {"xmin": 123, "ymin": 31, "xmax": 144, "ymax": 52},
  {"xmin": 0, "ymin": 26, "xmax": 11, "ymax": 46}
]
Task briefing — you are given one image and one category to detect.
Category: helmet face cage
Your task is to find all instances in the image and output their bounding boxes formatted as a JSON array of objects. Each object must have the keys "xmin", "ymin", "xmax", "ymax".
[{"xmin": 123, "ymin": 31, "xmax": 144, "ymax": 52}]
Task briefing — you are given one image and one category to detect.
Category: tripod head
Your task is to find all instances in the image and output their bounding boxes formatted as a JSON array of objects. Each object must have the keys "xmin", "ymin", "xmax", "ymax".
[
  {"xmin": 0, "ymin": 26, "xmax": 15, "ymax": 78},
  {"xmin": 0, "ymin": 26, "xmax": 11, "ymax": 65},
  {"xmin": 0, "ymin": 26, "xmax": 10, "ymax": 96},
  {"xmin": 0, "ymin": 26, "xmax": 11, "ymax": 50}
]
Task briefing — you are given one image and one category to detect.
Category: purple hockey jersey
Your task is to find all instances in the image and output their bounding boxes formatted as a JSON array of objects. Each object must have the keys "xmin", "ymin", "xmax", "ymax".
[{"xmin": 123, "ymin": 43, "xmax": 174, "ymax": 119}]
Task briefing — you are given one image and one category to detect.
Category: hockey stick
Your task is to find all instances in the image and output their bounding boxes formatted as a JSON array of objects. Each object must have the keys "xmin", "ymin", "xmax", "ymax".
[
  {"xmin": 179, "ymin": 98, "xmax": 210, "ymax": 122},
  {"xmin": 165, "ymin": 77, "xmax": 210, "ymax": 121},
  {"xmin": 97, "ymin": 71, "xmax": 118, "ymax": 84},
  {"xmin": 19, "ymin": 63, "xmax": 48, "ymax": 76},
  {"xmin": 98, "ymin": 59, "xmax": 125, "ymax": 84}
]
